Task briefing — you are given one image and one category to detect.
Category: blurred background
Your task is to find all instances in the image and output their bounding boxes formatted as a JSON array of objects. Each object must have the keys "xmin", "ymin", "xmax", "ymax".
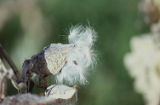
[{"xmin": 0, "ymin": 0, "xmax": 149, "ymax": 105}]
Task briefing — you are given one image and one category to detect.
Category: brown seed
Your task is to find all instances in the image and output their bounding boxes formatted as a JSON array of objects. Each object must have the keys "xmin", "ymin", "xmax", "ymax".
[{"xmin": 73, "ymin": 60, "xmax": 78, "ymax": 65}]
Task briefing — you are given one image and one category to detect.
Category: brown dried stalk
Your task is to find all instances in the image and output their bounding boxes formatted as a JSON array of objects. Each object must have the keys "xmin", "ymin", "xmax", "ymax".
[
  {"xmin": 0, "ymin": 44, "xmax": 20, "ymax": 82},
  {"xmin": 0, "ymin": 73, "xmax": 7, "ymax": 99}
]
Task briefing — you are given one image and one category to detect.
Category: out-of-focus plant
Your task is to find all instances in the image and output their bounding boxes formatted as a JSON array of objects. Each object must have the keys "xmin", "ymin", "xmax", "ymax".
[
  {"xmin": 124, "ymin": 0, "xmax": 160, "ymax": 105},
  {"xmin": 140, "ymin": 0, "xmax": 160, "ymax": 24},
  {"xmin": 0, "ymin": 0, "xmax": 50, "ymax": 68}
]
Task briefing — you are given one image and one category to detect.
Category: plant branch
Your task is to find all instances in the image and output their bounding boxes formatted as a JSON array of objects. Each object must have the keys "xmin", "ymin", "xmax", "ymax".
[{"xmin": 0, "ymin": 44, "xmax": 20, "ymax": 82}]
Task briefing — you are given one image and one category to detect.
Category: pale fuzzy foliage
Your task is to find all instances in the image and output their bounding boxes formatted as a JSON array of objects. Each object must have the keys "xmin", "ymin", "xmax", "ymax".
[
  {"xmin": 56, "ymin": 26, "xmax": 97, "ymax": 85},
  {"xmin": 140, "ymin": 0, "xmax": 160, "ymax": 24},
  {"xmin": 2, "ymin": 0, "xmax": 51, "ymax": 68},
  {"xmin": 124, "ymin": 34, "xmax": 160, "ymax": 105},
  {"xmin": 153, "ymin": 0, "xmax": 160, "ymax": 11}
]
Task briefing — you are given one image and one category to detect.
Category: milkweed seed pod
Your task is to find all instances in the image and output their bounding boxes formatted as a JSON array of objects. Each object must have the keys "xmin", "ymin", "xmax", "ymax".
[
  {"xmin": 45, "ymin": 84, "xmax": 77, "ymax": 105},
  {"xmin": 0, "ymin": 85, "xmax": 77, "ymax": 105},
  {"xmin": 21, "ymin": 44, "xmax": 75, "ymax": 82},
  {"xmin": 44, "ymin": 44, "xmax": 75, "ymax": 75},
  {"xmin": 21, "ymin": 25, "xmax": 96, "ymax": 85},
  {"xmin": 45, "ymin": 84, "xmax": 77, "ymax": 97}
]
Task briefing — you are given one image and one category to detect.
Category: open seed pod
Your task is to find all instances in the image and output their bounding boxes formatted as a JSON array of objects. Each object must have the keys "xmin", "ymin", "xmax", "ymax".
[
  {"xmin": 45, "ymin": 84, "xmax": 78, "ymax": 105},
  {"xmin": 0, "ymin": 84, "xmax": 78, "ymax": 105}
]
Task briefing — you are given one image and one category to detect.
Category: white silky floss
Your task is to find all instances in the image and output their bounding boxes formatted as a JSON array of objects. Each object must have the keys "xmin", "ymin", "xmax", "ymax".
[{"xmin": 56, "ymin": 26, "xmax": 97, "ymax": 85}]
